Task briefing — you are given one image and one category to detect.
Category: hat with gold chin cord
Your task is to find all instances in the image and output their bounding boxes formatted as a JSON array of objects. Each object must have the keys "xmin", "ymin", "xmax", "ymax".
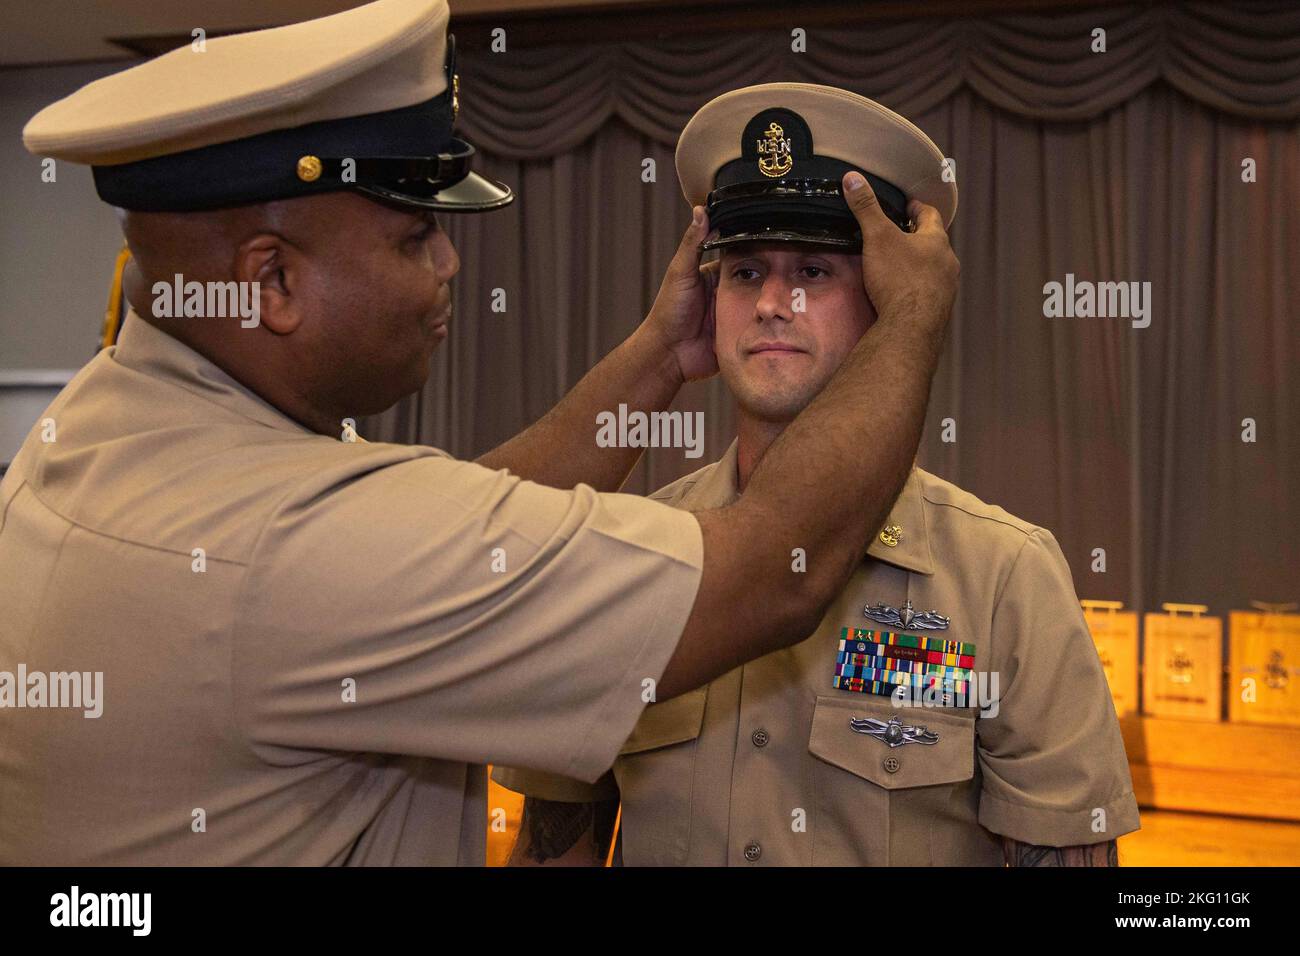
[
  {"xmin": 676, "ymin": 83, "xmax": 957, "ymax": 251},
  {"xmin": 22, "ymin": 0, "xmax": 511, "ymax": 214}
]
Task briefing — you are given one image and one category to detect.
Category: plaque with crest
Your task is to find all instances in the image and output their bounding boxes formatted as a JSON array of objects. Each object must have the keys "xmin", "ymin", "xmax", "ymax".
[
  {"xmin": 1228, "ymin": 603, "xmax": 1300, "ymax": 727},
  {"xmin": 1142, "ymin": 604, "xmax": 1223, "ymax": 721},
  {"xmin": 1082, "ymin": 600, "xmax": 1139, "ymax": 718}
]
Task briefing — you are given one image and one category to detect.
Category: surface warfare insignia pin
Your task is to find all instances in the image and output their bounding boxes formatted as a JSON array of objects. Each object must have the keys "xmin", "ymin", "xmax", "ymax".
[
  {"xmin": 864, "ymin": 599, "xmax": 950, "ymax": 631},
  {"xmin": 850, "ymin": 714, "xmax": 939, "ymax": 748},
  {"xmin": 757, "ymin": 121, "xmax": 793, "ymax": 178}
]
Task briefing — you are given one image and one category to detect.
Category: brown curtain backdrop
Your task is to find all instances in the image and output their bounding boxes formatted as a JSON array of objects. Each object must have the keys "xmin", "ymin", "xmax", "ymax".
[{"xmin": 361, "ymin": 1, "xmax": 1300, "ymax": 614}]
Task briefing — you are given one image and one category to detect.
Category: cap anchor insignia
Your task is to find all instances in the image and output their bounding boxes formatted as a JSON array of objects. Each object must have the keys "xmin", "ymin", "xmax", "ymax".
[
  {"xmin": 757, "ymin": 121, "xmax": 792, "ymax": 177},
  {"xmin": 675, "ymin": 83, "xmax": 957, "ymax": 251}
]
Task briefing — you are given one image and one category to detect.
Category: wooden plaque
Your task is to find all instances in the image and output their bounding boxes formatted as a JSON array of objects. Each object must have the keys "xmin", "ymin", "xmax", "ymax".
[
  {"xmin": 1082, "ymin": 606, "xmax": 1139, "ymax": 717},
  {"xmin": 1143, "ymin": 612, "xmax": 1222, "ymax": 721},
  {"xmin": 1228, "ymin": 611, "xmax": 1300, "ymax": 727}
]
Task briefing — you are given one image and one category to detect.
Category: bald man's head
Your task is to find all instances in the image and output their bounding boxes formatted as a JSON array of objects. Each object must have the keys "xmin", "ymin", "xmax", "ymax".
[{"xmin": 120, "ymin": 191, "xmax": 459, "ymax": 435}]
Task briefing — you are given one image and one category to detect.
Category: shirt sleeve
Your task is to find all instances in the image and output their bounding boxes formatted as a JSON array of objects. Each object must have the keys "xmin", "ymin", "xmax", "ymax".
[
  {"xmin": 976, "ymin": 528, "xmax": 1141, "ymax": 847},
  {"xmin": 230, "ymin": 445, "xmax": 703, "ymax": 784},
  {"xmin": 491, "ymin": 766, "xmax": 618, "ymax": 803}
]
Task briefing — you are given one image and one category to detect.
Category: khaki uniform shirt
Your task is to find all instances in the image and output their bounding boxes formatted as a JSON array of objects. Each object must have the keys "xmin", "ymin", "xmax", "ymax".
[
  {"xmin": 0, "ymin": 312, "xmax": 703, "ymax": 865},
  {"xmin": 496, "ymin": 440, "xmax": 1140, "ymax": 865}
]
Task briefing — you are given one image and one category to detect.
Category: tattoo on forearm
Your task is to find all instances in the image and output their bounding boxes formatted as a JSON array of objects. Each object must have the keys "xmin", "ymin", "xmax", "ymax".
[
  {"xmin": 520, "ymin": 797, "xmax": 594, "ymax": 862},
  {"xmin": 1002, "ymin": 837, "xmax": 1118, "ymax": 867}
]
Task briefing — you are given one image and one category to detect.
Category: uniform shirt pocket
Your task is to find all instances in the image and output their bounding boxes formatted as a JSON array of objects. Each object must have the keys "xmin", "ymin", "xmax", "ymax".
[
  {"xmin": 613, "ymin": 685, "xmax": 708, "ymax": 865},
  {"xmin": 808, "ymin": 694, "xmax": 985, "ymax": 865}
]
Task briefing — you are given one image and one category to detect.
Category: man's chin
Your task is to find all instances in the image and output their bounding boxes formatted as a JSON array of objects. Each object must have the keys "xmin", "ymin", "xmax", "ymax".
[
  {"xmin": 733, "ymin": 388, "xmax": 810, "ymax": 424},
  {"xmin": 412, "ymin": 334, "xmax": 442, "ymax": 376},
  {"xmin": 356, "ymin": 363, "xmax": 432, "ymax": 417},
  {"xmin": 403, "ymin": 358, "xmax": 434, "ymax": 401}
]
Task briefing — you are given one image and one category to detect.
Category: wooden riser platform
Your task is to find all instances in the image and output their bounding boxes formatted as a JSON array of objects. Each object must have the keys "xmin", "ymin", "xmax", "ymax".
[
  {"xmin": 1119, "ymin": 809, "xmax": 1300, "ymax": 866},
  {"xmin": 1118, "ymin": 715, "xmax": 1300, "ymax": 822}
]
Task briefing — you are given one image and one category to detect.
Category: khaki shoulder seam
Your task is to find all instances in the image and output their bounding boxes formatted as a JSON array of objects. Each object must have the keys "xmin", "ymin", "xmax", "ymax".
[
  {"xmin": 14, "ymin": 478, "xmax": 251, "ymax": 567},
  {"xmin": 921, "ymin": 496, "xmax": 1042, "ymax": 537},
  {"xmin": 915, "ymin": 473, "xmax": 1043, "ymax": 538}
]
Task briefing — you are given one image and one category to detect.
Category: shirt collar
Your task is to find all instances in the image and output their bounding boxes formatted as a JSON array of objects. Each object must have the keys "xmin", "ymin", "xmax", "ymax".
[
  {"xmin": 865, "ymin": 463, "xmax": 935, "ymax": 575},
  {"xmin": 111, "ymin": 309, "xmax": 313, "ymax": 435},
  {"xmin": 678, "ymin": 437, "xmax": 935, "ymax": 576}
]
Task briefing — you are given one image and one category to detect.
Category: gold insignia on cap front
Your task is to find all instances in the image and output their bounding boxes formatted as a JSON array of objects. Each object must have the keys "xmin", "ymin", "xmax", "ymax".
[
  {"xmin": 296, "ymin": 155, "xmax": 323, "ymax": 182},
  {"xmin": 674, "ymin": 84, "xmax": 958, "ymax": 230},
  {"xmin": 757, "ymin": 121, "xmax": 792, "ymax": 178},
  {"xmin": 879, "ymin": 524, "xmax": 902, "ymax": 547}
]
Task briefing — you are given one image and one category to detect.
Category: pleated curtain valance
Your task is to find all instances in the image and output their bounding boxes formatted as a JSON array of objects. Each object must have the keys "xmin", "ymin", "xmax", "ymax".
[{"xmin": 454, "ymin": 1, "xmax": 1300, "ymax": 160}]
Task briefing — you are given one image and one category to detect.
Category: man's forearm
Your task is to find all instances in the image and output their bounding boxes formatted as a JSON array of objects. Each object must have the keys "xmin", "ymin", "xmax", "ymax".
[
  {"xmin": 508, "ymin": 795, "xmax": 619, "ymax": 866},
  {"xmin": 475, "ymin": 322, "xmax": 683, "ymax": 491}
]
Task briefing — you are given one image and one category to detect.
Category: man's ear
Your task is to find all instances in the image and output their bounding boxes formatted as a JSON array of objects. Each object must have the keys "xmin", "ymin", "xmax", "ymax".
[
  {"xmin": 236, "ymin": 233, "xmax": 299, "ymax": 334},
  {"xmin": 121, "ymin": 256, "xmax": 148, "ymax": 317}
]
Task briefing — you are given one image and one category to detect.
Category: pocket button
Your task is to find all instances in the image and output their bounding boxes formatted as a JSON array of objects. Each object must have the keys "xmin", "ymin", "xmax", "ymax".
[{"xmin": 883, "ymin": 755, "xmax": 901, "ymax": 774}]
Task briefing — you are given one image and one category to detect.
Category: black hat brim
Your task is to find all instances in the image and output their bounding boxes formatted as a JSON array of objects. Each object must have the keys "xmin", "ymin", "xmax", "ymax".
[
  {"xmin": 702, "ymin": 227, "xmax": 860, "ymax": 251},
  {"xmin": 356, "ymin": 169, "xmax": 514, "ymax": 213}
]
